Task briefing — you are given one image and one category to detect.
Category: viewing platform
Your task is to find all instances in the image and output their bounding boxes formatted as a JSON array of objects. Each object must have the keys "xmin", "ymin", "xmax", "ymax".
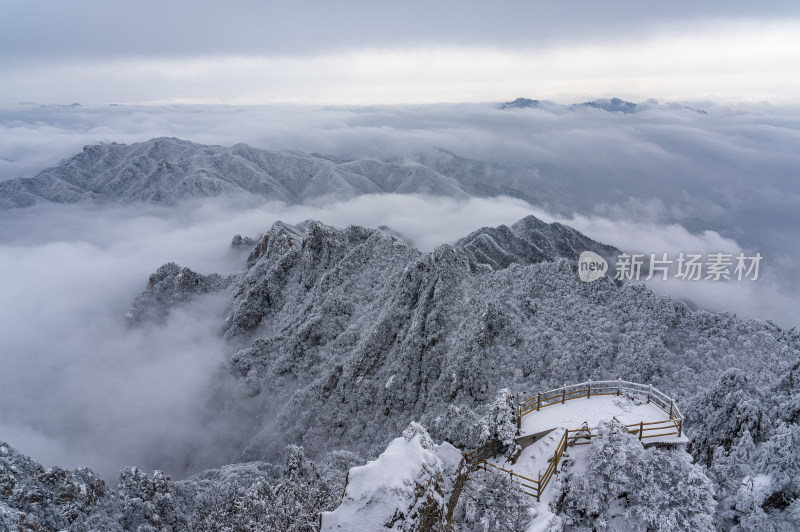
[{"xmin": 465, "ymin": 380, "xmax": 687, "ymax": 501}]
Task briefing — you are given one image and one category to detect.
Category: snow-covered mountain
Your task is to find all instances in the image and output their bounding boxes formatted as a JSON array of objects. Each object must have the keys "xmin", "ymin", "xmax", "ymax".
[
  {"xmin": 0, "ymin": 137, "xmax": 469, "ymax": 209},
  {"xmin": 455, "ymin": 215, "xmax": 619, "ymax": 271},
  {"xmin": 128, "ymin": 216, "xmax": 800, "ymax": 526},
  {"xmin": 0, "ymin": 134, "xmax": 663, "ymax": 216},
  {"xmin": 4, "ymin": 214, "xmax": 800, "ymax": 530}
]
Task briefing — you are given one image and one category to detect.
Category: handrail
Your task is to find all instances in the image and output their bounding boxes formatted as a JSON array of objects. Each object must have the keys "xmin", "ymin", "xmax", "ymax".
[{"xmin": 519, "ymin": 380, "xmax": 682, "ymax": 422}]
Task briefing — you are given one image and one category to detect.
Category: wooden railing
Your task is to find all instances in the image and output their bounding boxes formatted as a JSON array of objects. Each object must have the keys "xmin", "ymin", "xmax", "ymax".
[
  {"xmin": 469, "ymin": 427, "xmax": 593, "ymax": 501},
  {"xmin": 474, "ymin": 461, "xmax": 541, "ymax": 499},
  {"xmin": 518, "ymin": 379, "xmax": 683, "ymax": 432},
  {"xmin": 463, "ymin": 439, "xmax": 503, "ymax": 465},
  {"xmin": 624, "ymin": 418, "xmax": 683, "ymax": 441},
  {"xmin": 465, "ymin": 380, "xmax": 684, "ymax": 501}
]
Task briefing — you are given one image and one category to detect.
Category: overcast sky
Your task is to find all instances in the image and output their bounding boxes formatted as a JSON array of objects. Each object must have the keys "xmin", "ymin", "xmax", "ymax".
[{"xmin": 1, "ymin": 1, "xmax": 799, "ymax": 105}]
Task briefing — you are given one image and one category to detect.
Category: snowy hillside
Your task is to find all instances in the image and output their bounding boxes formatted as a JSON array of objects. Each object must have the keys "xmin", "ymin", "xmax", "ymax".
[
  {"xmin": 3, "ymin": 214, "xmax": 800, "ymax": 530},
  {"xmin": 1, "ymin": 439, "xmax": 356, "ymax": 531},
  {"xmin": 129, "ymin": 216, "xmax": 792, "ymax": 457},
  {"xmin": 455, "ymin": 215, "xmax": 619, "ymax": 271},
  {"xmin": 321, "ymin": 423, "xmax": 462, "ymax": 531},
  {"xmin": 0, "ymin": 137, "xmax": 469, "ymax": 209},
  {"xmin": 130, "ymin": 215, "xmax": 800, "ymax": 529}
]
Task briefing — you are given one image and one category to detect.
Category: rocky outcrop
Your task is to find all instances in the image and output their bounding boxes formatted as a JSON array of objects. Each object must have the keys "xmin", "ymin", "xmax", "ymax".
[
  {"xmin": 0, "ymin": 442, "xmax": 107, "ymax": 531},
  {"xmin": 321, "ymin": 423, "xmax": 461, "ymax": 531},
  {"xmin": 126, "ymin": 262, "xmax": 236, "ymax": 324}
]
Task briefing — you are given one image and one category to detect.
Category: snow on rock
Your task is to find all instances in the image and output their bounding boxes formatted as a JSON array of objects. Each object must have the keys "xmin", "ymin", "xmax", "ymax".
[
  {"xmin": 321, "ymin": 422, "xmax": 460, "ymax": 531},
  {"xmin": 0, "ymin": 441, "xmax": 107, "ymax": 531}
]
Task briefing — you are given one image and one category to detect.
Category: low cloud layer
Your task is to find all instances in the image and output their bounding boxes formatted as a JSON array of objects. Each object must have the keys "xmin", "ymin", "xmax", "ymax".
[
  {"xmin": 2, "ymin": 101, "xmax": 797, "ymax": 283},
  {"xmin": 0, "ymin": 195, "xmax": 553, "ymax": 480}
]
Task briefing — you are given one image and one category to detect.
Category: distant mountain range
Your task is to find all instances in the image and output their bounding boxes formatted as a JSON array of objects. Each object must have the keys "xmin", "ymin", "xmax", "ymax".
[
  {"xmin": 0, "ymin": 96, "xmax": 709, "ymax": 212},
  {"xmin": 0, "ymin": 137, "xmax": 471, "ymax": 209},
  {"xmin": 500, "ymin": 97, "xmax": 707, "ymax": 114},
  {"xmin": 0, "ymin": 135, "xmax": 579, "ymax": 216}
]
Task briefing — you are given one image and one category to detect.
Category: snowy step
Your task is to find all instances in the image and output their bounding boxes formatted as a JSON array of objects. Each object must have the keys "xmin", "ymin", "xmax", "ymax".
[
  {"xmin": 492, "ymin": 428, "xmax": 566, "ymax": 481},
  {"xmin": 517, "ymin": 427, "xmax": 557, "ymax": 452}
]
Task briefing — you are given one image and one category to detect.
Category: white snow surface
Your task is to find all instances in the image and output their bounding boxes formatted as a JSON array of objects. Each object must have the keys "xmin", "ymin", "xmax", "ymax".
[
  {"xmin": 495, "ymin": 428, "xmax": 566, "ymax": 481},
  {"xmin": 520, "ymin": 395, "xmax": 682, "ymax": 440},
  {"xmin": 321, "ymin": 429, "xmax": 460, "ymax": 531}
]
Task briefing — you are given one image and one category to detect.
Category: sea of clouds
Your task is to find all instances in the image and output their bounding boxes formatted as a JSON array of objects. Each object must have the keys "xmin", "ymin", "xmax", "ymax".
[{"xmin": 0, "ymin": 101, "xmax": 798, "ymax": 480}]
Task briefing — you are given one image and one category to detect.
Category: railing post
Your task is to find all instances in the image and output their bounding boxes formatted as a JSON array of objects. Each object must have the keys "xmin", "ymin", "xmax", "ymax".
[
  {"xmin": 647, "ymin": 385, "xmax": 651, "ymax": 404},
  {"xmin": 669, "ymin": 401, "xmax": 674, "ymax": 419},
  {"xmin": 678, "ymin": 419, "xmax": 682, "ymax": 438},
  {"xmin": 587, "ymin": 379, "xmax": 591, "ymax": 398},
  {"xmin": 639, "ymin": 421, "xmax": 643, "ymax": 441},
  {"xmin": 537, "ymin": 472, "xmax": 541, "ymax": 502},
  {"xmin": 562, "ymin": 384, "xmax": 566, "ymax": 404},
  {"xmin": 617, "ymin": 377, "xmax": 621, "ymax": 396},
  {"xmin": 537, "ymin": 392, "xmax": 541, "ymax": 411}
]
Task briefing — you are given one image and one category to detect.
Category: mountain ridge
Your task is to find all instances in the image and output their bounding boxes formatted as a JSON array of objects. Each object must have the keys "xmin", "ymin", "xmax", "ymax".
[
  {"xmin": 0, "ymin": 137, "xmax": 469, "ymax": 209},
  {"xmin": 126, "ymin": 215, "xmax": 798, "ymax": 471},
  {"xmin": 4, "ymin": 214, "xmax": 800, "ymax": 530},
  {"xmin": 500, "ymin": 96, "xmax": 708, "ymax": 114}
]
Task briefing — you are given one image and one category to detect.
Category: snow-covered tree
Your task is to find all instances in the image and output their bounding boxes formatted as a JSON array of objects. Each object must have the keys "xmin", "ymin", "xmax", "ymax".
[
  {"xmin": 452, "ymin": 468, "xmax": 529, "ymax": 532},
  {"xmin": 559, "ymin": 421, "xmax": 715, "ymax": 531},
  {"xmin": 476, "ymin": 388, "xmax": 517, "ymax": 453}
]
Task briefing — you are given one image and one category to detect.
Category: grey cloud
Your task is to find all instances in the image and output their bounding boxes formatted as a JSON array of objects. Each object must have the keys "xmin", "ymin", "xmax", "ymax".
[{"xmin": 2, "ymin": 1, "xmax": 796, "ymax": 61}]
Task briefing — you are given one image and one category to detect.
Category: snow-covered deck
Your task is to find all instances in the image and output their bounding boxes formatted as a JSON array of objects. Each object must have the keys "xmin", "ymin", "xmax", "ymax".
[
  {"xmin": 468, "ymin": 380, "xmax": 689, "ymax": 516},
  {"xmin": 492, "ymin": 428, "xmax": 565, "ymax": 480},
  {"xmin": 520, "ymin": 394, "xmax": 683, "ymax": 441},
  {"xmin": 473, "ymin": 382, "xmax": 690, "ymax": 531},
  {"xmin": 488, "ymin": 395, "xmax": 687, "ymax": 477}
]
